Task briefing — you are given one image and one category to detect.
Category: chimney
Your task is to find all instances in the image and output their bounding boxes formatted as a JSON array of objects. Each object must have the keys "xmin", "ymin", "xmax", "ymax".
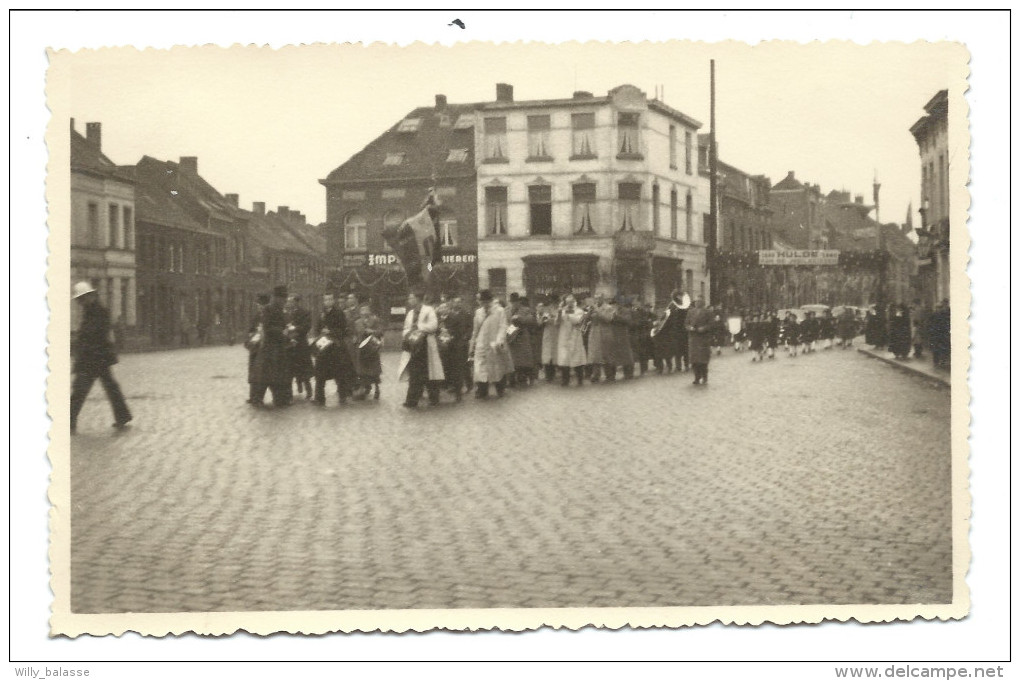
[
  {"xmin": 224, "ymin": 193, "xmax": 239, "ymax": 207},
  {"xmin": 854, "ymin": 195, "xmax": 864, "ymax": 205},
  {"xmin": 70, "ymin": 118, "xmax": 75, "ymax": 134},
  {"xmin": 435, "ymin": 94, "xmax": 447, "ymax": 110},
  {"xmin": 496, "ymin": 83, "xmax": 514, "ymax": 103},
  {"xmin": 252, "ymin": 201, "xmax": 265, "ymax": 215},
  {"xmin": 786, "ymin": 171, "xmax": 795, "ymax": 180},
  {"xmin": 85, "ymin": 122, "xmax": 102, "ymax": 150},
  {"xmin": 278, "ymin": 206, "xmax": 289, "ymax": 217},
  {"xmin": 179, "ymin": 156, "xmax": 198, "ymax": 175},
  {"xmin": 573, "ymin": 91, "xmax": 594, "ymax": 100}
]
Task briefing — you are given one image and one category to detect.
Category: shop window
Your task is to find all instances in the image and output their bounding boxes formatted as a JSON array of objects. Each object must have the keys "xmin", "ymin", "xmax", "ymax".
[
  {"xmin": 344, "ymin": 212, "xmax": 367, "ymax": 250},
  {"xmin": 529, "ymin": 185, "xmax": 552, "ymax": 236},
  {"xmin": 618, "ymin": 182, "xmax": 641, "ymax": 231},
  {"xmin": 617, "ymin": 112, "xmax": 640, "ymax": 157},
  {"xmin": 483, "ymin": 117, "xmax": 507, "ymax": 161},
  {"xmin": 572, "ymin": 183, "xmax": 596, "ymax": 234},
  {"xmin": 527, "ymin": 115, "xmax": 552, "ymax": 159},
  {"xmin": 485, "ymin": 186, "xmax": 508, "ymax": 236},
  {"xmin": 571, "ymin": 113, "xmax": 596, "ymax": 158}
]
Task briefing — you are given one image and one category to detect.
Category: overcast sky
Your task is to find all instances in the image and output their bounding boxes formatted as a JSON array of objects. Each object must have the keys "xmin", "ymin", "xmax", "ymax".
[{"xmin": 58, "ymin": 29, "xmax": 962, "ymax": 230}]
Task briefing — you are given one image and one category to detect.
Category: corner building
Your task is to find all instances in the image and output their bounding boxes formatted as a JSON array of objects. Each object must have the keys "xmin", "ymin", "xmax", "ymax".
[{"xmin": 475, "ymin": 84, "xmax": 709, "ymax": 305}]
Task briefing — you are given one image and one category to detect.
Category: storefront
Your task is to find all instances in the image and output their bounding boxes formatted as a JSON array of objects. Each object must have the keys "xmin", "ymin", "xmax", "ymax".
[{"xmin": 521, "ymin": 253, "xmax": 599, "ymax": 302}]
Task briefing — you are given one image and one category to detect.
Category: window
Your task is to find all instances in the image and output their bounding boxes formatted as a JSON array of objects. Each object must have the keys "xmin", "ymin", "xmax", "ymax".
[
  {"xmin": 344, "ymin": 212, "xmax": 367, "ymax": 250},
  {"xmin": 439, "ymin": 218, "xmax": 457, "ymax": 247},
  {"xmin": 684, "ymin": 131, "xmax": 693, "ymax": 174},
  {"xmin": 483, "ymin": 117, "xmax": 507, "ymax": 161},
  {"xmin": 87, "ymin": 202, "xmax": 99, "ymax": 247},
  {"xmin": 397, "ymin": 118, "xmax": 422, "ymax": 132},
  {"xmin": 177, "ymin": 244, "xmax": 185, "ymax": 273},
  {"xmin": 121, "ymin": 278, "xmax": 130, "ymax": 322},
  {"xmin": 383, "ymin": 152, "xmax": 405, "ymax": 166},
  {"xmin": 108, "ymin": 203, "xmax": 120, "ymax": 248},
  {"xmin": 652, "ymin": 184, "xmax": 661, "ymax": 235},
  {"xmin": 528, "ymin": 185, "xmax": 552, "ymax": 236},
  {"xmin": 685, "ymin": 191, "xmax": 694, "ymax": 241},
  {"xmin": 618, "ymin": 183, "xmax": 641, "ymax": 231},
  {"xmin": 572, "ymin": 183, "xmax": 596, "ymax": 234},
  {"xmin": 670, "ymin": 187, "xmax": 679, "ymax": 239},
  {"xmin": 446, "ymin": 148, "xmax": 469, "ymax": 163},
  {"xmin": 453, "ymin": 113, "xmax": 475, "ymax": 129},
  {"xmin": 527, "ymin": 115, "xmax": 551, "ymax": 159},
  {"xmin": 617, "ymin": 112, "xmax": 640, "ymax": 156},
  {"xmin": 382, "ymin": 210, "xmax": 404, "ymax": 250},
  {"xmin": 485, "ymin": 186, "xmax": 508, "ymax": 235},
  {"xmin": 571, "ymin": 113, "xmax": 596, "ymax": 158},
  {"xmin": 669, "ymin": 125, "xmax": 678, "ymax": 169},
  {"xmin": 123, "ymin": 206, "xmax": 133, "ymax": 250}
]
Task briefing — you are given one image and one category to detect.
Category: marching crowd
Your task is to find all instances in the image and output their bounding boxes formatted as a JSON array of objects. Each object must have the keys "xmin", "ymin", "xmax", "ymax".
[{"xmin": 242, "ymin": 286, "xmax": 897, "ymax": 410}]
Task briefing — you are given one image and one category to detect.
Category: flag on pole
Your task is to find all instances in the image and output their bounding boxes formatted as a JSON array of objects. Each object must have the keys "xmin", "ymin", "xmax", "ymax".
[{"xmin": 381, "ymin": 191, "xmax": 442, "ymax": 290}]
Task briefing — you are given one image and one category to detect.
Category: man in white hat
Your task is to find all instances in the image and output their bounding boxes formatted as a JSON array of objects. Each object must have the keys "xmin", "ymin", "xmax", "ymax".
[{"xmin": 70, "ymin": 281, "xmax": 132, "ymax": 433}]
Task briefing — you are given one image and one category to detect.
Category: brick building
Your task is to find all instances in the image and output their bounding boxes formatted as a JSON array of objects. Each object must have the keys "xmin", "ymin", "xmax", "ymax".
[
  {"xmin": 320, "ymin": 94, "xmax": 479, "ymax": 319},
  {"xmin": 70, "ymin": 120, "xmax": 136, "ymax": 332}
]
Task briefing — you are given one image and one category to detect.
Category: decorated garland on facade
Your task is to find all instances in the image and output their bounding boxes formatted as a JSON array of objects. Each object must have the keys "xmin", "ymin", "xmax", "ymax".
[{"xmin": 712, "ymin": 250, "xmax": 890, "ymax": 269}]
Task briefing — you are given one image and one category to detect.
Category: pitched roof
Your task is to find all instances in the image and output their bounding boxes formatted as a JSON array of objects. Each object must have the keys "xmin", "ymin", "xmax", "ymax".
[
  {"xmin": 322, "ymin": 102, "xmax": 480, "ymax": 185},
  {"xmin": 771, "ymin": 172, "xmax": 804, "ymax": 192},
  {"xmin": 132, "ymin": 155, "xmax": 238, "ymax": 228},
  {"xmin": 124, "ymin": 162, "xmax": 214, "ymax": 234},
  {"xmin": 71, "ymin": 129, "xmax": 134, "ymax": 183},
  {"xmin": 246, "ymin": 210, "xmax": 318, "ymax": 256}
]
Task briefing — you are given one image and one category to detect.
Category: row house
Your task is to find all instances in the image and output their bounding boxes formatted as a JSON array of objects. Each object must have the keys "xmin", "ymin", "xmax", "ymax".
[
  {"xmin": 130, "ymin": 153, "xmax": 326, "ymax": 348},
  {"xmin": 320, "ymin": 95, "xmax": 480, "ymax": 320},
  {"xmin": 697, "ymin": 135, "xmax": 774, "ymax": 252},
  {"xmin": 475, "ymin": 83, "xmax": 709, "ymax": 306},
  {"xmin": 910, "ymin": 89, "xmax": 950, "ymax": 308},
  {"xmin": 70, "ymin": 121, "xmax": 136, "ymax": 332}
]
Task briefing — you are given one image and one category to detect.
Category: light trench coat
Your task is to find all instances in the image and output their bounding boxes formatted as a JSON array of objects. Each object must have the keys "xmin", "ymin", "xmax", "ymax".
[
  {"xmin": 556, "ymin": 307, "xmax": 588, "ymax": 368},
  {"xmin": 469, "ymin": 303, "xmax": 512, "ymax": 383},
  {"xmin": 397, "ymin": 304, "xmax": 445, "ymax": 382}
]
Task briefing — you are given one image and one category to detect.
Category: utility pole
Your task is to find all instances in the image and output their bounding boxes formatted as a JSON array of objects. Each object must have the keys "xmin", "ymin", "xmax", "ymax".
[{"xmin": 708, "ymin": 59, "xmax": 718, "ymax": 305}]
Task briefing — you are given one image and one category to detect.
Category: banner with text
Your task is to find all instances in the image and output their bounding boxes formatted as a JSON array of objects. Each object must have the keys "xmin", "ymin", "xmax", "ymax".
[{"xmin": 758, "ymin": 250, "xmax": 840, "ymax": 266}]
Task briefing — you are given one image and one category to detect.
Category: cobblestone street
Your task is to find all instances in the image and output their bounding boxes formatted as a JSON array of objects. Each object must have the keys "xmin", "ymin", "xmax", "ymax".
[{"xmin": 68, "ymin": 343, "xmax": 953, "ymax": 613}]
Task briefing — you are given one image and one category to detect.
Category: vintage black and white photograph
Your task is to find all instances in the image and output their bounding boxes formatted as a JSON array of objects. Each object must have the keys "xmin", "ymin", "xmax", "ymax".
[{"xmin": 46, "ymin": 35, "xmax": 970, "ymax": 636}]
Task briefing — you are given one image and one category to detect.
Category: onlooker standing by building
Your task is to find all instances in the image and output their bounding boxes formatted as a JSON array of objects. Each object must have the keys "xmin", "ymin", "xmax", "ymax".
[
  {"xmin": 929, "ymin": 299, "xmax": 951, "ymax": 370},
  {"xmin": 685, "ymin": 297, "xmax": 714, "ymax": 385},
  {"xmin": 70, "ymin": 281, "xmax": 132, "ymax": 433},
  {"xmin": 250, "ymin": 285, "xmax": 293, "ymax": 407},
  {"xmin": 399, "ymin": 291, "xmax": 445, "ymax": 408}
]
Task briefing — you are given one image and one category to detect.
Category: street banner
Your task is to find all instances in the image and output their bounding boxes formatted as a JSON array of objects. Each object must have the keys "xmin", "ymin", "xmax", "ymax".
[
  {"xmin": 758, "ymin": 249, "xmax": 840, "ymax": 266},
  {"xmin": 381, "ymin": 196, "xmax": 441, "ymax": 290}
]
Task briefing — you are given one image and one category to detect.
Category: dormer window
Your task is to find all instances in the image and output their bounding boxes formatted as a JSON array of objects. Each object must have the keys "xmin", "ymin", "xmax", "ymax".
[
  {"xmin": 397, "ymin": 118, "xmax": 422, "ymax": 133},
  {"xmin": 446, "ymin": 148, "xmax": 469, "ymax": 163},
  {"xmin": 383, "ymin": 152, "xmax": 406, "ymax": 166}
]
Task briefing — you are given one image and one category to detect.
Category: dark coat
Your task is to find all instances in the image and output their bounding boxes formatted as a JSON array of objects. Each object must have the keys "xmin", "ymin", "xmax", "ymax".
[
  {"xmin": 611, "ymin": 305, "xmax": 635, "ymax": 367},
  {"xmin": 73, "ymin": 299, "xmax": 118, "ymax": 373},
  {"xmin": 314, "ymin": 306, "xmax": 355, "ymax": 386},
  {"xmin": 287, "ymin": 306, "xmax": 314, "ymax": 380},
  {"xmin": 685, "ymin": 307, "xmax": 714, "ymax": 365},
  {"xmin": 507, "ymin": 304, "xmax": 536, "ymax": 370},
  {"xmin": 837, "ymin": 312, "xmax": 857, "ymax": 340},
  {"xmin": 630, "ymin": 307, "xmax": 655, "ymax": 362},
  {"xmin": 252, "ymin": 301, "xmax": 291, "ymax": 386},
  {"xmin": 888, "ymin": 310, "xmax": 912, "ymax": 357}
]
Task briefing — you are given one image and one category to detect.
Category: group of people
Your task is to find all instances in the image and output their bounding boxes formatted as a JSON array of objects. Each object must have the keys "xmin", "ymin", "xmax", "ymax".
[
  {"xmin": 727, "ymin": 308, "xmax": 861, "ymax": 361},
  {"xmin": 246, "ymin": 286, "xmax": 383, "ymax": 408},
  {"xmin": 863, "ymin": 299, "xmax": 952, "ymax": 368}
]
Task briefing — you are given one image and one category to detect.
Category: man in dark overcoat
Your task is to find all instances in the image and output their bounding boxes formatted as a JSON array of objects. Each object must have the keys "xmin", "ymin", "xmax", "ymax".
[
  {"xmin": 312, "ymin": 292, "xmax": 352, "ymax": 406},
  {"xmin": 685, "ymin": 297, "xmax": 714, "ymax": 386},
  {"xmin": 251, "ymin": 285, "xmax": 293, "ymax": 407},
  {"xmin": 286, "ymin": 295, "xmax": 314, "ymax": 399},
  {"xmin": 70, "ymin": 281, "xmax": 132, "ymax": 432}
]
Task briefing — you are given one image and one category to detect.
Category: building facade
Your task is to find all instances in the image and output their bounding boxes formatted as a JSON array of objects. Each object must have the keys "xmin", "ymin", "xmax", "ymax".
[
  {"xmin": 320, "ymin": 95, "xmax": 480, "ymax": 319},
  {"xmin": 475, "ymin": 84, "xmax": 709, "ymax": 306},
  {"xmin": 910, "ymin": 89, "xmax": 950, "ymax": 308},
  {"xmin": 70, "ymin": 121, "xmax": 136, "ymax": 332}
]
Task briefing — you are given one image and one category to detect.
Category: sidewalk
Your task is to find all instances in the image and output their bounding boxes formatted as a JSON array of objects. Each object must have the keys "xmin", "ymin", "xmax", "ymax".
[{"xmin": 857, "ymin": 346, "xmax": 951, "ymax": 387}]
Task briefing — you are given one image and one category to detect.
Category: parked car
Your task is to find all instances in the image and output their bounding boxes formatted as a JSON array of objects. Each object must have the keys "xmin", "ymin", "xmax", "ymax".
[
  {"xmin": 777, "ymin": 308, "xmax": 807, "ymax": 322},
  {"xmin": 799, "ymin": 304, "xmax": 831, "ymax": 316}
]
